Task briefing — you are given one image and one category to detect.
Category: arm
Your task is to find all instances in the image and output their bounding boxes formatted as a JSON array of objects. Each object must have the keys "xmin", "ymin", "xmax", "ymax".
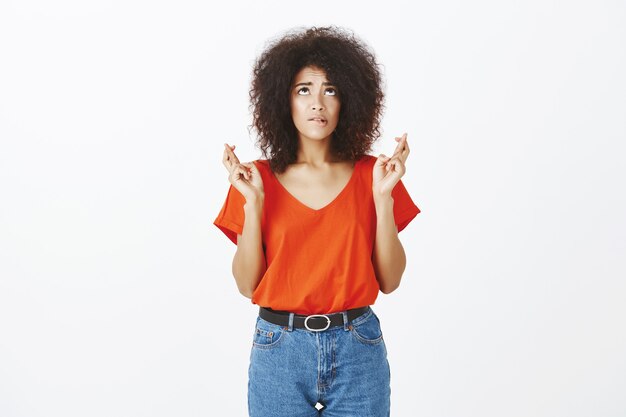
[
  {"xmin": 232, "ymin": 196, "xmax": 266, "ymax": 298},
  {"xmin": 371, "ymin": 193, "xmax": 407, "ymax": 294}
]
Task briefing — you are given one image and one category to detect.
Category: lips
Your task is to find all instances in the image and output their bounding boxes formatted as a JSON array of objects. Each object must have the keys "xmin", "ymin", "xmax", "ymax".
[{"xmin": 309, "ymin": 117, "xmax": 327, "ymax": 125}]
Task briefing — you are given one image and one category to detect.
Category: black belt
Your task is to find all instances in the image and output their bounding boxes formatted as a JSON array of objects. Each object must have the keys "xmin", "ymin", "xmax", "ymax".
[{"xmin": 259, "ymin": 306, "xmax": 370, "ymax": 332}]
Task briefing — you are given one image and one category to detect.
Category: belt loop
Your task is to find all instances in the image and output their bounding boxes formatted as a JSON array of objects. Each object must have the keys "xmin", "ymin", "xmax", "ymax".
[
  {"xmin": 288, "ymin": 312, "xmax": 295, "ymax": 332},
  {"xmin": 342, "ymin": 310, "xmax": 350, "ymax": 331}
]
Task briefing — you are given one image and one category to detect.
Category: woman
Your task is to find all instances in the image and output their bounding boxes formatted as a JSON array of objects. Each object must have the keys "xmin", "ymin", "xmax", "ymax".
[{"xmin": 214, "ymin": 26, "xmax": 421, "ymax": 417}]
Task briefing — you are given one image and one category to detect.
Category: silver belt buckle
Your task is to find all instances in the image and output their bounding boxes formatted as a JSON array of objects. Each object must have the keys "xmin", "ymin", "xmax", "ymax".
[{"xmin": 304, "ymin": 314, "xmax": 331, "ymax": 332}]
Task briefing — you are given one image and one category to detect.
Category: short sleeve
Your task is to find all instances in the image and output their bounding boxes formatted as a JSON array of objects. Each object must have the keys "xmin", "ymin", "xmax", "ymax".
[
  {"xmin": 391, "ymin": 178, "xmax": 421, "ymax": 233},
  {"xmin": 213, "ymin": 184, "xmax": 246, "ymax": 245}
]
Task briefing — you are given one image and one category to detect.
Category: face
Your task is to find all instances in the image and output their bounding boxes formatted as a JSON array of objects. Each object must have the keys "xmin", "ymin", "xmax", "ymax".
[{"xmin": 289, "ymin": 65, "xmax": 341, "ymax": 143}]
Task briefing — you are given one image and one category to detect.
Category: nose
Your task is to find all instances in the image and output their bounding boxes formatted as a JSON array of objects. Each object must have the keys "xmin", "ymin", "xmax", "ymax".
[{"xmin": 311, "ymin": 93, "xmax": 324, "ymax": 111}]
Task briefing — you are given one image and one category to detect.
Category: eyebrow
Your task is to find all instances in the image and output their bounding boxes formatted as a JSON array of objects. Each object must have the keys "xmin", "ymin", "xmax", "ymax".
[{"xmin": 293, "ymin": 81, "xmax": 336, "ymax": 88}]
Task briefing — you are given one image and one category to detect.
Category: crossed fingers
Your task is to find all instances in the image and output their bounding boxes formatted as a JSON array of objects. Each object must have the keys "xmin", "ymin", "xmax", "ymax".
[
  {"xmin": 390, "ymin": 133, "xmax": 410, "ymax": 164},
  {"xmin": 222, "ymin": 143, "xmax": 240, "ymax": 172}
]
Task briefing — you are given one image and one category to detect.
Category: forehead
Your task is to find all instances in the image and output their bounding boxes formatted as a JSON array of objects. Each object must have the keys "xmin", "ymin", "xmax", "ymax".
[{"xmin": 293, "ymin": 65, "xmax": 329, "ymax": 82}]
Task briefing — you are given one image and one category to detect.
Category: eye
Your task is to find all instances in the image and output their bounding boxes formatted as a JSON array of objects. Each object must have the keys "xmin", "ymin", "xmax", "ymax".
[
  {"xmin": 325, "ymin": 88, "xmax": 337, "ymax": 96},
  {"xmin": 297, "ymin": 87, "xmax": 310, "ymax": 95}
]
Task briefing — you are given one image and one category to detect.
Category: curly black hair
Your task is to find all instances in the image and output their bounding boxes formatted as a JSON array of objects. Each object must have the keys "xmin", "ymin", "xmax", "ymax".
[{"xmin": 248, "ymin": 25, "xmax": 386, "ymax": 174}]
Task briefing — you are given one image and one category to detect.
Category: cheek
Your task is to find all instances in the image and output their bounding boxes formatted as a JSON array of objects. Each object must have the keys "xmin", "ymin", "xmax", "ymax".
[
  {"xmin": 330, "ymin": 104, "xmax": 341, "ymax": 122},
  {"xmin": 291, "ymin": 101, "xmax": 306, "ymax": 118}
]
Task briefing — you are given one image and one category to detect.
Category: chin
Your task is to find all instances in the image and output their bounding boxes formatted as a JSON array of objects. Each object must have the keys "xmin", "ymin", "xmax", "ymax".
[
  {"xmin": 295, "ymin": 127, "xmax": 329, "ymax": 138},
  {"xmin": 304, "ymin": 133, "xmax": 334, "ymax": 141}
]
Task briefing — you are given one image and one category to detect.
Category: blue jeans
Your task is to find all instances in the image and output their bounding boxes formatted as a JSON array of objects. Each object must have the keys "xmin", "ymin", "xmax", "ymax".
[{"xmin": 248, "ymin": 306, "xmax": 391, "ymax": 416}]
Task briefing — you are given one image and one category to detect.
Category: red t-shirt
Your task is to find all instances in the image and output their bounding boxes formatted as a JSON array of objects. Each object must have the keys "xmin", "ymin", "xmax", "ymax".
[{"xmin": 213, "ymin": 154, "xmax": 421, "ymax": 315}]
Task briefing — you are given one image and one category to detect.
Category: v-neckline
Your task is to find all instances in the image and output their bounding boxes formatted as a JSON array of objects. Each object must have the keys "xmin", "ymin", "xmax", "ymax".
[{"xmin": 270, "ymin": 157, "xmax": 362, "ymax": 213}]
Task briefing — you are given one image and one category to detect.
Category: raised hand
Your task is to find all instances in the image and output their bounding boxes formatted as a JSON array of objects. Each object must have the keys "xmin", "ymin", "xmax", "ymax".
[
  {"xmin": 372, "ymin": 133, "xmax": 411, "ymax": 197},
  {"xmin": 222, "ymin": 143, "xmax": 264, "ymax": 202}
]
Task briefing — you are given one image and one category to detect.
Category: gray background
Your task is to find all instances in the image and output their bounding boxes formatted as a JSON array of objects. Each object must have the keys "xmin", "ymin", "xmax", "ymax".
[{"xmin": 1, "ymin": 0, "xmax": 625, "ymax": 416}]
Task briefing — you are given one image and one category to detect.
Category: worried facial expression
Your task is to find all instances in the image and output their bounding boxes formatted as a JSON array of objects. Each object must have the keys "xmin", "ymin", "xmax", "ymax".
[{"xmin": 289, "ymin": 66, "xmax": 341, "ymax": 142}]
